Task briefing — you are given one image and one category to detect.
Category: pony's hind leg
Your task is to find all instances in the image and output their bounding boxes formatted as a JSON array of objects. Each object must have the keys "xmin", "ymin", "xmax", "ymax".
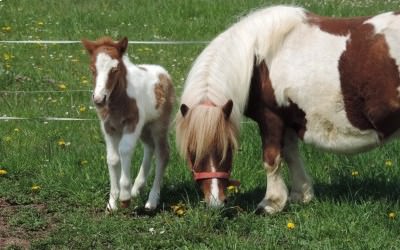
[
  {"xmin": 145, "ymin": 131, "xmax": 169, "ymax": 210},
  {"xmin": 282, "ymin": 129, "xmax": 314, "ymax": 203},
  {"xmin": 104, "ymin": 133, "xmax": 121, "ymax": 212},
  {"xmin": 131, "ymin": 141, "xmax": 154, "ymax": 198}
]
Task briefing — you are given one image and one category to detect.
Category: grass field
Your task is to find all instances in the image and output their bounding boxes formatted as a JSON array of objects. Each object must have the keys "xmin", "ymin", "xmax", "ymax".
[{"xmin": 1, "ymin": 0, "xmax": 400, "ymax": 249}]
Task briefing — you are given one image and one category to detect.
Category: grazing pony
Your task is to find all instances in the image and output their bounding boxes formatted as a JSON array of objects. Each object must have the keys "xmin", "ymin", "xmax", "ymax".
[
  {"xmin": 82, "ymin": 37, "xmax": 174, "ymax": 211},
  {"xmin": 176, "ymin": 6, "xmax": 400, "ymax": 213}
]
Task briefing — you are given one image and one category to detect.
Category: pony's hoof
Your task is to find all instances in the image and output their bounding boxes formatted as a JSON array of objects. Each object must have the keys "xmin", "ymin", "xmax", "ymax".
[
  {"xmin": 120, "ymin": 199, "xmax": 131, "ymax": 208},
  {"xmin": 289, "ymin": 189, "xmax": 314, "ymax": 204},
  {"xmin": 257, "ymin": 199, "xmax": 285, "ymax": 215}
]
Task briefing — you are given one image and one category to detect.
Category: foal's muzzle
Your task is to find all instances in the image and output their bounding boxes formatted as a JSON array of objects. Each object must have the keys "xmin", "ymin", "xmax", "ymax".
[{"xmin": 93, "ymin": 94, "xmax": 106, "ymax": 106}]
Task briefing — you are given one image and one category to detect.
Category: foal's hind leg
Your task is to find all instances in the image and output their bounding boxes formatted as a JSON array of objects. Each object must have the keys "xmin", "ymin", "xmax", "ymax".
[
  {"xmin": 131, "ymin": 141, "xmax": 154, "ymax": 198},
  {"xmin": 282, "ymin": 129, "xmax": 314, "ymax": 203},
  {"xmin": 145, "ymin": 130, "xmax": 169, "ymax": 210}
]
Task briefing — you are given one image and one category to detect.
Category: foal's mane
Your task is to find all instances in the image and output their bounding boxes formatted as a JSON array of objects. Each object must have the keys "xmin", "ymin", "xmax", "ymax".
[
  {"xmin": 91, "ymin": 36, "xmax": 119, "ymax": 49},
  {"xmin": 176, "ymin": 106, "xmax": 238, "ymax": 165}
]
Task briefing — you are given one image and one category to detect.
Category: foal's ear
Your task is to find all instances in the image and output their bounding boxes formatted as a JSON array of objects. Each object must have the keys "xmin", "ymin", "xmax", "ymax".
[
  {"xmin": 118, "ymin": 37, "xmax": 129, "ymax": 55},
  {"xmin": 222, "ymin": 100, "xmax": 233, "ymax": 120},
  {"xmin": 180, "ymin": 104, "xmax": 189, "ymax": 117},
  {"xmin": 81, "ymin": 39, "xmax": 96, "ymax": 55}
]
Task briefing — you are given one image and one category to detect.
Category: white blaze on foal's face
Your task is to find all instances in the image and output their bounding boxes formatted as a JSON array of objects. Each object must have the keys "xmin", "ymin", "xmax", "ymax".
[{"xmin": 93, "ymin": 52, "xmax": 119, "ymax": 105}]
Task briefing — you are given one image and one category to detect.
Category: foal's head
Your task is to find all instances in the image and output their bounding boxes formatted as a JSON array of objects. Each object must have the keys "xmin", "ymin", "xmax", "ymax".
[
  {"xmin": 176, "ymin": 100, "xmax": 239, "ymax": 207},
  {"xmin": 81, "ymin": 37, "xmax": 128, "ymax": 106}
]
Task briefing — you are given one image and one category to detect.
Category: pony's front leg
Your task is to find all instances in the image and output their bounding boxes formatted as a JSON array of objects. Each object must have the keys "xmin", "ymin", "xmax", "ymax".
[
  {"xmin": 256, "ymin": 111, "xmax": 288, "ymax": 214},
  {"xmin": 118, "ymin": 127, "xmax": 142, "ymax": 207},
  {"xmin": 145, "ymin": 134, "xmax": 169, "ymax": 210},
  {"xmin": 283, "ymin": 129, "xmax": 314, "ymax": 204},
  {"xmin": 258, "ymin": 151, "xmax": 288, "ymax": 214},
  {"xmin": 104, "ymin": 133, "xmax": 121, "ymax": 212}
]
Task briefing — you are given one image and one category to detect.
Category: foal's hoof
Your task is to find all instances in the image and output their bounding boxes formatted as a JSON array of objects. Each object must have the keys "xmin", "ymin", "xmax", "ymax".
[
  {"xmin": 144, "ymin": 201, "xmax": 157, "ymax": 211},
  {"xmin": 120, "ymin": 199, "xmax": 131, "ymax": 208}
]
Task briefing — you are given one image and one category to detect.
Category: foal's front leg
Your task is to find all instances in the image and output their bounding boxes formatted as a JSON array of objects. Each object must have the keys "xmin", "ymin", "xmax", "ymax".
[
  {"xmin": 118, "ymin": 124, "xmax": 143, "ymax": 207},
  {"xmin": 104, "ymin": 132, "xmax": 121, "ymax": 212}
]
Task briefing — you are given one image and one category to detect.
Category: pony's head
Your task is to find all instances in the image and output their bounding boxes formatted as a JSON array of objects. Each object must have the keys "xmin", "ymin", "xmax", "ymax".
[
  {"xmin": 81, "ymin": 37, "xmax": 128, "ymax": 106},
  {"xmin": 176, "ymin": 100, "xmax": 239, "ymax": 207}
]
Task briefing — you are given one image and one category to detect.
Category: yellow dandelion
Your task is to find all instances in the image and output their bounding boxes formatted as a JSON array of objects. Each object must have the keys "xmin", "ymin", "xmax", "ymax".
[
  {"xmin": 14, "ymin": 128, "xmax": 20, "ymax": 132},
  {"xmin": 385, "ymin": 160, "xmax": 393, "ymax": 167},
  {"xmin": 2, "ymin": 26, "xmax": 11, "ymax": 32},
  {"xmin": 227, "ymin": 185, "xmax": 239, "ymax": 195},
  {"xmin": 31, "ymin": 185, "xmax": 41, "ymax": 191},
  {"xmin": 80, "ymin": 160, "xmax": 88, "ymax": 166},
  {"xmin": 81, "ymin": 79, "xmax": 89, "ymax": 84},
  {"xmin": 287, "ymin": 222, "xmax": 295, "ymax": 230},
  {"xmin": 388, "ymin": 212, "xmax": 396, "ymax": 219},
  {"xmin": 79, "ymin": 106, "xmax": 86, "ymax": 113},
  {"xmin": 351, "ymin": 170, "xmax": 359, "ymax": 177},
  {"xmin": 58, "ymin": 139, "xmax": 66, "ymax": 147},
  {"xmin": 0, "ymin": 169, "xmax": 8, "ymax": 176},
  {"xmin": 3, "ymin": 53, "xmax": 11, "ymax": 61},
  {"xmin": 171, "ymin": 202, "xmax": 186, "ymax": 216},
  {"xmin": 37, "ymin": 21, "xmax": 44, "ymax": 26},
  {"xmin": 58, "ymin": 84, "xmax": 67, "ymax": 90}
]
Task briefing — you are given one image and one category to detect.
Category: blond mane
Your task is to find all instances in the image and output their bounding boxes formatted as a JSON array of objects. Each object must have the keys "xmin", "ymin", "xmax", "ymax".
[{"xmin": 176, "ymin": 106, "xmax": 239, "ymax": 165}]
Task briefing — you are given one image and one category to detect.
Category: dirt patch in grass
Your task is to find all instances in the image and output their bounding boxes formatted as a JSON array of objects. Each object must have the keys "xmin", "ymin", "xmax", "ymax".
[{"xmin": 0, "ymin": 198, "xmax": 56, "ymax": 249}]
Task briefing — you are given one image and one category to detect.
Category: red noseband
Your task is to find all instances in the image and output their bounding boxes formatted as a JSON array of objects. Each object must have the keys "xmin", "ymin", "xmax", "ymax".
[
  {"xmin": 193, "ymin": 171, "xmax": 231, "ymax": 181},
  {"xmin": 191, "ymin": 165, "xmax": 241, "ymax": 186}
]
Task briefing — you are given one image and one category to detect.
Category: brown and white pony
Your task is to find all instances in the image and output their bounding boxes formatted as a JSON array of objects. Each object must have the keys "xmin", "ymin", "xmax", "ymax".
[
  {"xmin": 176, "ymin": 6, "xmax": 400, "ymax": 213},
  {"xmin": 82, "ymin": 37, "xmax": 174, "ymax": 211}
]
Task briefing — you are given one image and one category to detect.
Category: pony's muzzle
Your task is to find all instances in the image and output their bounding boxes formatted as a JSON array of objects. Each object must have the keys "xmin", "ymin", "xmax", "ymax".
[{"xmin": 93, "ymin": 94, "xmax": 106, "ymax": 106}]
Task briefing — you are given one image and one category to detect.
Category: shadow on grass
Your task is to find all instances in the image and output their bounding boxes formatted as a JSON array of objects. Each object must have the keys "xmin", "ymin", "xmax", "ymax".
[
  {"xmin": 143, "ymin": 175, "xmax": 400, "ymax": 217},
  {"xmin": 314, "ymin": 176, "xmax": 400, "ymax": 203}
]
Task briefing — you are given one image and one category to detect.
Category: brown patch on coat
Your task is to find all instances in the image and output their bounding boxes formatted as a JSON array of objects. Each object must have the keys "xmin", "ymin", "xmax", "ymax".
[
  {"xmin": 245, "ymin": 60, "xmax": 307, "ymax": 166},
  {"xmin": 154, "ymin": 74, "xmax": 173, "ymax": 110},
  {"xmin": 98, "ymin": 86, "xmax": 139, "ymax": 135},
  {"xmin": 154, "ymin": 73, "xmax": 175, "ymax": 125},
  {"xmin": 338, "ymin": 23, "xmax": 400, "ymax": 138},
  {"xmin": 307, "ymin": 13, "xmax": 368, "ymax": 36},
  {"xmin": 246, "ymin": 60, "xmax": 307, "ymax": 139}
]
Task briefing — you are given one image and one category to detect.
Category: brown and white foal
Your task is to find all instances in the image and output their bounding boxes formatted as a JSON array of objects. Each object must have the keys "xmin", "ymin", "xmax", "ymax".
[{"xmin": 82, "ymin": 37, "xmax": 174, "ymax": 211}]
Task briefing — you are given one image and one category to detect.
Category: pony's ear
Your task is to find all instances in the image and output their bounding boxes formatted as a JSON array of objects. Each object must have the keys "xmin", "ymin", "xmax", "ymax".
[
  {"xmin": 118, "ymin": 37, "xmax": 128, "ymax": 55},
  {"xmin": 180, "ymin": 104, "xmax": 189, "ymax": 117},
  {"xmin": 81, "ymin": 39, "xmax": 96, "ymax": 55},
  {"xmin": 222, "ymin": 100, "xmax": 233, "ymax": 120}
]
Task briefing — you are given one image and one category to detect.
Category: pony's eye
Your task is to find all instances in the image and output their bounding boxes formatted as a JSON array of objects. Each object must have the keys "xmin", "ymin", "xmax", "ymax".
[{"xmin": 111, "ymin": 67, "xmax": 118, "ymax": 73}]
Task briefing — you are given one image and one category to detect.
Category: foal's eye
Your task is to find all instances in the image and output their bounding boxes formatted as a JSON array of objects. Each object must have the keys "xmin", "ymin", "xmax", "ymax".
[{"xmin": 111, "ymin": 67, "xmax": 118, "ymax": 73}]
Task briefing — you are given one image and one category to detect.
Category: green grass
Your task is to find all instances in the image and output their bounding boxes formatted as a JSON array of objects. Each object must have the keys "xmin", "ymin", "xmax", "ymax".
[{"xmin": 1, "ymin": 0, "xmax": 400, "ymax": 249}]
